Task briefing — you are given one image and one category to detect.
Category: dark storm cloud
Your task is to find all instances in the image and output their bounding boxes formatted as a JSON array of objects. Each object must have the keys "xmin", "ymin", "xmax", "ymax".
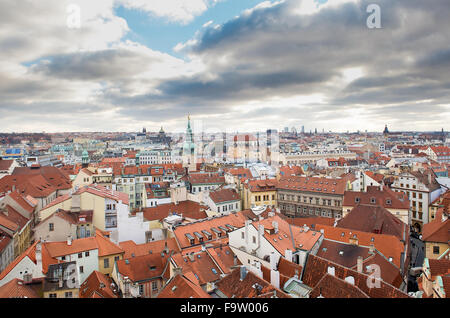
[{"xmin": 31, "ymin": 49, "xmax": 163, "ymax": 81}]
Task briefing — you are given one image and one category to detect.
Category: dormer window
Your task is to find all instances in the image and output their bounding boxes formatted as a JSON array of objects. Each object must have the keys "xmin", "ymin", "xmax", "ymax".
[
  {"xmin": 386, "ymin": 199, "xmax": 392, "ymax": 205},
  {"xmin": 355, "ymin": 197, "xmax": 360, "ymax": 203},
  {"xmin": 370, "ymin": 197, "xmax": 376, "ymax": 204}
]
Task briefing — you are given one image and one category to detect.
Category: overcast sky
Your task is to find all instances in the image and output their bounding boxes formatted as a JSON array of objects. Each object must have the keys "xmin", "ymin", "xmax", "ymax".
[{"xmin": 0, "ymin": 0, "xmax": 449, "ymax": 133}]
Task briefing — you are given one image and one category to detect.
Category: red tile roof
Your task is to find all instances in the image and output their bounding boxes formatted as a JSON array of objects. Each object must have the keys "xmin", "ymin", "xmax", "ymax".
[
  {"xmin": 116, "ymin": 251, "xmax": 172, "ymax": 283},
  {"xmin": 0, "ymin": 160, "xmax": 14, "ymax": 171},
  {"xmin": 209, "ymin": 188, "xmax": 240, "ymax": 204},
  {"xmin": 216, "ymin": 267, "xmax": 291, "ymax": 298},
  {"xmin": 277, "ymin": 176, "xmax": 347, "ymax": 195},
  {"xmin": 188, "ymin": 174, "xmax": 225, "ymax": 185},
  {"xmin": 173, "ymin": 212, "xmax": 247, "ymax": 249},
  {"xmin": 344, "ymin": 186, "xmax": 410, "ymax": 210},
  {"xmin": 245, "ymin": 179, "xmax": 278, "ymax": 192},
  {"xmin": 337, "ymin": 204, "xmax": 408, "ymax": 241},
  {"xmin": 309, "ymin": 273, "xmax": 369, "ymax": 298},
  {"xmin": 119, "ymin": 238, "xmax": 180, "ymax": 260},
  {"xmin": 314, "ymin": 224, "xmax": 406, "ymax": 268},
  {"xmin": 422, "ymin": 211, "xmax": 449, "ymax": 243},
  {"xmin": 79, "ymin": 270, "xmax": 119, "ymax": 298},
  {"xmin": 157, "ymin": 273, "xmax": 211, "ymax": 298},
  {"xmin": 142, "ymin": 201, "xmax": 208, "ymax": 222},
  {"xmin": 0, "ymin": 278, "xmax": 40, "ymax": 298},
  {"xmin": 251, "ymin": 215, "xmax": 322, "ymax": 254},
  {"xmin": 171, "ymin": 250, "xmax": 222, "ymax": 286},
  {"xmin": 302, "ymin": 254, "xmax": 409, "ymax": 298},
  {"xmin": 0, "ymin": 241, "xmax": 38, "ymax": 280}
]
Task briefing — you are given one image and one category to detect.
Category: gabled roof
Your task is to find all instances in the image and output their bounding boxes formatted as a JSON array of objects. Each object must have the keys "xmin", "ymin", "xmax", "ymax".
[
  {"xmin": 79, "ymin": 270, "xmax": 119, "ymax": 298},
  {"xmin": 277, "ymin": 176, "xmax": 346, "ymax": 195},
  {"xmin": 422, "ymin": 210, "xmax": 449, "ymax": 243},
  {"xmin": 7, "ymin": 191, "xmax": 36, "ymax": 213},
  {"xmin": 171, "ymin": 251, "xmax": 222, "ymax": 286},
  {"xmin": 314, "ymin": 224, "xmax": 406, "ymax": 268},
  {"xmin": 0, "ymin": 278, "xmax": 40, "ymax": 298},
  {"xmin": 309, "ymin": 273, "xmax": 369, "ymax": 298},
  {"xmin": 251, "ymin": 215, "xmax": 322, "ymax": 254},
  {"xmin": 215, "ymin": 267, "xmax": 290, "ymax": 298},
  {"xmin": 245, "ymin": 179, "xmax": 278, "ymax": 192},
  {"xmin": 337, "ymin": 204, "xmax": 408, "ymax": 241},
  {"xmin": 142, "ymin": 201, "xmax": 208, "ymax": 222},
  {"xmin": 0, "ymin": 160, "xmax": 14, "ymax": 172},
  {"xmin": 173, "ymin": 212, "xmax": 247, "ymax": 249},
  {"xmin": 0, "ymin": 241, "xmax": 38, "ymax": 281},
  {"xmin": 302, "ymin": 254, "xmax": 409, "ymax": 298},
  {"xmin": 119, "ymin": 238, "xmax": 180, "ymax": 260},
  {"xmin": 75, "ymin": 184, "xmax": 129, "ymax": 205},
  {"xmin": 209, "ymin": 188, "xmax": 240, "ymax": 204},
  {"xmin": 187, "ymin": 173, "xmax": 225, "ymax": 185},
  {"xmin": 344, "ymin": 186, "xmax": 410, "ymax": 210},
  {"xmin": 116, "ymin": 251, "xmax": 172, "ymax": 283},
  {"xmin": 157, "ymin": 273, "xmax": 211, "ymax": 298},
  {"xmin": 94, "ymin": 229, "xmax": 124, "ymax": 257}
]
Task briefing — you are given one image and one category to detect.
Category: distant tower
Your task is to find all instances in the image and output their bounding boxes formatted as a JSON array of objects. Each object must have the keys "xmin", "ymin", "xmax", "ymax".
[
  {"xmin": 143, "ymin": 127, "xmax": 147, "ymax": 134},
  {"xmin": 135, "ymin": 152, "xmax": 140, "ymax": 167},
  {"xmin": 81, "ymin": 149, "xmax": 89, "ymax": 168},
  {"xmin": 222, "ymin": 132, "xmax": 227, "ymax": 162},
  {"xmin": 183, "ymin": 116, "xmax": 196, "ymax": 171},
  {"xmin": 383, "ymin": 124, "xmax": 390, "ymax": 137}
]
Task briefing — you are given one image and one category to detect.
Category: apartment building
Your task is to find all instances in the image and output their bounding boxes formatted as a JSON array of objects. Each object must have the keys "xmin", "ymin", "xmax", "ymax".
[
  {"xmin": 277, "ymin": 176, "xmax": 348, "ymax": 219},
  {"xmin": 391, "ymin": 170, "xmax": 442, "ymax": 232}
]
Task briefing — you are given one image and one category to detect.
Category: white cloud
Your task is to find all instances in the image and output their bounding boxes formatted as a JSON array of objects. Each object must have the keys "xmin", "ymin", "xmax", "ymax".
[{"xmin": 116, "ymin": 0, "xmax": 216, "ymax": 24}]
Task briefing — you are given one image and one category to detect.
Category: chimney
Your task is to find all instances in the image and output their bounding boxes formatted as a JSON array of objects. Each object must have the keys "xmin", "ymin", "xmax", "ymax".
[
  {"xmin": 369, "ymin": 244, "xmax": 375, "ymax": 254},
  {"xmin": 240, "ymin": 266, "xmax": 247, "ymax": 281},
  {"xmin": 272, "ymin": 221, "xmax": 279, "ymax": 234},
  {"xmin": 270, "ymin": 267, "xmax": 280, "ymax": 289},
  {"xmin": 67, "ymin": 236, "xmax": 72, "ymax": 246},
  {"xmin": 357, "ymin": 256, "xmax": 363, "ymax": 273},
  {"xmin": 244, "ymin": 220, "xmax": 251, "ymax": 245},
  {"xmin": 173, "ymin": 267, "xmax": 183, "ymax": 276},
  {"xmin": 285, "ymin": 249, "xmax": 293, "ymax": 262},
  {"xmin": 270, "ymin": 252, "xmax": 278, "ymax": 271},
  {"xmin": 31, "ymin": 242, "xmax": 41, "ymax": 277},
  {"xmin": 327, "ymin": 266, "xmax": 335, "ymax": 276},
  {"xmin": 345, "ymin": 276, "xmax": 355, "ymax": 285}
]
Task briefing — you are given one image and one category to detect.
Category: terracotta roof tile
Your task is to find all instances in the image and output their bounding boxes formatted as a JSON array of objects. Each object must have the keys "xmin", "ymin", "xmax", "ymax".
[
  {"xmin": 79, "ymin": 270, "xmax": 119, "ymax": 298},
  {"xmin": 157, "ymin": 273, "xmax": 211, "ymax": 298}
]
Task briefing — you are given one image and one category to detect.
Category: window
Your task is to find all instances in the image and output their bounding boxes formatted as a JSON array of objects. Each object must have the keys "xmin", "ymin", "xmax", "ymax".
[
  {"xmin": 78, "ymin": 253, "xmax": 82, "ymax": 259},
  {"xmin": 152, "ymin": 281, "xmax": 158, "ymax": 291},
  {"xmin": 104, "ymin": 258, "xmax": 110, "ymax": 268},
  {"xmin": 79, "ymin": 266, "xmax": 84, "ymax": 273},
  {"xmin": 49, "ymin": 223, "xmax": 54, "ymax": 231},
  {"xmin": 49, "ymin": 293, "xmax": 57, "ymax": 298},
  {"xmin": 114, "ymin": 256, "xmax": 120, "ymax": 262},
  {"xmin": 433, "ymin": 246, "xmax": 440, "ymax": 255},
  {"xmin": 85, "ymin": 251, "xmax": 89, "ymax": 257},
  {"xmin": 241, "ymin": 232, "xmax": 245, "ymax": 239},
  {"xmin": 65, "ymin": 292, "xmax": 73, "ymax": 298},
  {"xmin": 252, "ymin": 236, "xmax": 256, "ymax": 244},
  {"xmin": 139, "ymin": 285, "xmax": 144, "ymax": 295}
]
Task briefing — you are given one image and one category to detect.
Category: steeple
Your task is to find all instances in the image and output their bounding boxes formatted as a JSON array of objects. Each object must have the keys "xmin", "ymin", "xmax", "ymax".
[{"xmin": 81, "ymin": 149, "xmax": 89, "ymax": 168}]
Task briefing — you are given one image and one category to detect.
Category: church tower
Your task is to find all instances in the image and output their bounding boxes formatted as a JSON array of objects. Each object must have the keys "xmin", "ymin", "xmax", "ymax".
[
  {"xmin": 183, "ymin": 116, "xmax": 196, "ymax": 172},
  {"xmin": 81, "ymin": 149, "xmax": 90, "ymax": 168}
]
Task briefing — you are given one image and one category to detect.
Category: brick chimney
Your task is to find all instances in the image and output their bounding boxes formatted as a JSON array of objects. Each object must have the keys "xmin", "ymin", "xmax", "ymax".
[{"xmin": 357, "ymin": 256, "xmax": 363, "ymax": 273}]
